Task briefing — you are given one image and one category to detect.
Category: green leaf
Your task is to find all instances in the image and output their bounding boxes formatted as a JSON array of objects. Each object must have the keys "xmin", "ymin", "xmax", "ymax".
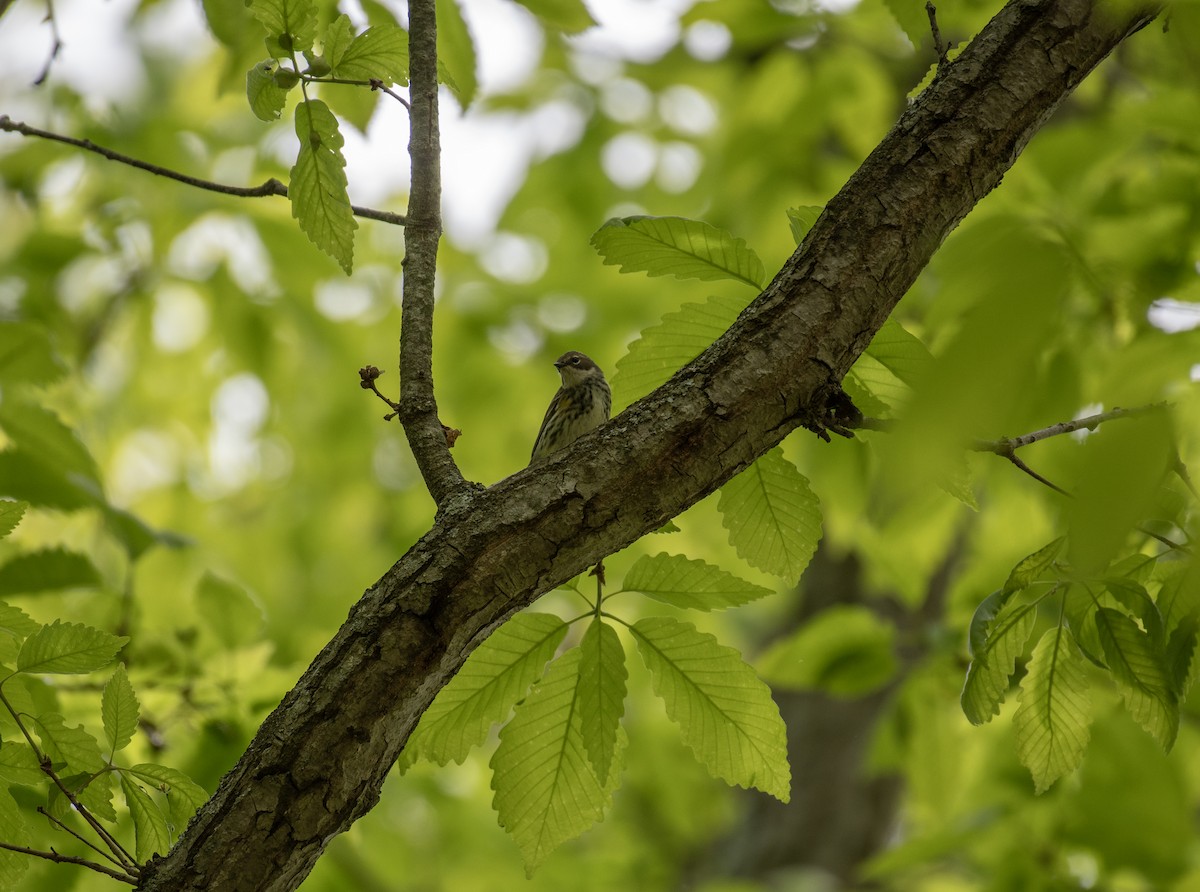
[
  {"xmin": 1102, "ymin": 577, "xmax": 1163, "ymax": 644},
  {"xmin": 121, "ymin": 774, "xmax": 173, "ymax": 861},
  {"xmin": 0, "ymin": 792, "xmax": 30, "ymax": 889},
  {"xmin": 249, "ymin": 0, "xmax": 317, "ymax": 55},
  {"xmin": 0, "ymin": 741, "xmax": 44, "ymax": 786},
  {"xmin": 611, "ymin": 293, "xmax": 749, "ymax": 406},
  {"xmin": 908, "ymin": 43, "xmax": 967, "ymax": 99},
  {"xmin": 48, "ymin": 771, "xmax": 116, "ymax": 824},
  {"xmin": 631, "ymin": 616, "xmax": 790, "ymax": 801},
  {"xmin": 246, "ymin": 59, "xmax": 291, "ymax": 121},
  {"xmin": 323, "ymin": 14, "xmax": 355, "ymax": 68},
  {"xmin": 17, "ymin": 620, "xmax": 127, "ymax": 675},
  {"xmin": 654, "ymin": 520, "xmax": 681, "ymax": 534},
  {"xmin": 513, "ymin": 0, "xmax": 596, "ymax": 32},
  {"xmin": 0, "ymin": 501, "xmax": 27, "ymax": 540},
  {"xmin": 102, "ymin": 664, "xmax": 139, "ymax": 756},
  {"xmin": 103, "ymin": 504, "xmax": 189, "ymax": 561},
  {"xmin": 490, "ymin": 647, "xmax": 621, "ymax": 873},
  {"xmin": 966, "ymin": 589, "xmax": 1006, "ymax": 658},
  {"xmin": 591, "ymin": 216, "xmax": 767, "ymax": 289},
  {"xmin": 1165, "ymin": 615, "xmax": 1199, "ymax": 697},
  {"xmin": 758, "ymin": 605, "xmax": 898, "ymax": 697},
  {"xmin": 401, "ymin": 612, "xmax": 568, "ymax": 769},
  {"xmin": 125, "ymin": 764, "xmax": 210, "ymax": 833},
  {"xmin": 437, "ymin": 0, "xmax": 478, "ymax": 106},
  {"xmin": 863, "ymin": 319, "xmax": 933, "ymax": 388},
  {"xmin": 196, "ymin": 572, "xmax": 265, "ymax": 649},
  {"xmin": 621, "ymin": 553, "xmax": 773, "ymax": 611},
  {"xmin": 0, "ymin": 450, "xmax": 97, "ymax": 510},
  {"xmin": 577, "ymin": 619, "xmax": 625, "ymax": 785},
  {"xmin": 290, "ymin": 99, "xmax": 357, "ymax": 273},
  {"xmin": 331, "ymin": 24, "xmax": 409, "ymax": 85},
  {"xmin": 718, "ymin": 448, "xmax": 822, "ymax": 581},
  {"xmin": 0, "ymin": 401, "xmax": 100, "ymax": 489},
  {"xmin": 882, "ymin": 0, "xmax": 931, "ymax": 48},
  {"xmin": 0, "ymin": 602, "xmax": 38, "ymax": 666},
  {"xmin": 0, "ymin": 548, "xmax": 102, "ymax": 596},
  {"xmin": 1095, "ymin": 607, "xmax": 1178, "ymax": 750},
  {"xmin": 961, "ymin": 600, "xmax": 1037, "ymax": 724},
  {"xmin": 1013, "ymin": 625, "xmax": 1092, "ymax": 793},
  {"xmin": 786, "ymin": 206, "xmax": 823, "ymax": 245},
  {"xmin": 0, "ymin": 323, "xmax": 66, "ymax": 387},
  {"xmin": 1004, "ymin": 537, "xmax": 1065, "ymax": 595},
  {"xmin": 33, "ymin": 713, "xmax": 105, "ymax": 773}
]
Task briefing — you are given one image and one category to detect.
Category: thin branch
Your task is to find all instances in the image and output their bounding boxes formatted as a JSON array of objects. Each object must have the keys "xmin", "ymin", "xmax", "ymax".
[
  {"xmin": 925, "ymin": 1, "xmax": 950, "ymax": 64},
  {"xmin": 1003, "ymin": 450, "xmax": 1069, "ymax": 495},
  {"xmin": 396, "ymin": 0, "xmax": 468, "ymax": 504},
  {"xmin": 0, "ymin": 840, "xmax": 137, "ymax": 884},
  {"xmin": 38, "ymin": 807, "xmax": 124, "ymax": 868},
  {"xmin": 1138, "ymin": 525, "xmax": 1191, "ymax": 554},
  {"xmin": 0, "ymin": 116, "xmax": 407, "ymax": 227},
  {"xmin": 32, "ymin": 0, "xmax": 62, "ymax": 86},
  {"xmin": 303, "ymin": 75, "xmax": 412, "ymax": 109},
  {"xmin": 971, "ymin": 404, "xmax": 1166, "ymax": 454}
]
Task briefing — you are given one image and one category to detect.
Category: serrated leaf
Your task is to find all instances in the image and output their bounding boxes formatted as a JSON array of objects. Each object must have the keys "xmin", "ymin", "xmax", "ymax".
[
  {"xmin": 718, "ymin": 448, "xmax": 821, "ymax": 581},
  {"xmin": 249, "ymin": 0, "xmax": 317, "ymax": 54},
  {"xmin": 758, "ymin": 605, "xmax": 898, "ymax": 697},
  {"xmin": 332, "ymin": 23, "xmax": 409, "ymax": 85},
  {"xmin": 32, "ymin": 713, "xmax": 104, "ymax": 774},
  {"xmin": 0, "ymin": 501, "xmax": 27, "ymax": 540},
  {"xmin": 621, "ymin": 553, "xmax": 773, "ymax": 611},
  {"xmin": 0, "ymin": 449, "xmax": 96, "ymax": 510},
  {"xmin": 961, "ymin": 600, "xmax": 1037, "ymax": 724},
  {"xmin": 17, "ymin": 620, "xmax": 127, "ymax": 675},
  {"xmin": 591, "ymin": 216, "xmax": 767, "ymax": 289},
  {"xmin": 1102, "ymin": 577, "xmax": 1163, "ymax": 644},
  {"xmin": 401, "ymin": 613, "xmax": 568, "ymax": 769},
  {"xmin": 48, "ymin": 771, "xmax": 116, "ymax": 824},
  {"xmin": 491, "ymin": 647, "xmax": 621, "ymax": 873},
  {"xmin": 0, "ymin": 401, "xmax": 100, "ymax": 488},
  {"xmin": 882, "ymin": 0, "xmax": 931, "ymax": 48},
  {"xmin": 323, "ymin": 14, "xmax": 355, "ymax": 68},
  {"xmin": 121, "ymin": 774, "xmax": 172, "ymax": 861},
  {"xmin": 438, "ymin": 0, "xmax": 478, "ymax": 106},
  {"xmin": 631, "ymin": 616, "xmax": 790, "ymax": 801},
  {"xmin": 0, "ymin": 741, "xmax": 43, "ymax": 786},
  {"xmin": 1004, "ymin": 537, "xmax": 1065, "ymax": 595},
  {"xmin": 966, "ymin": 589, "xmax": 1007, "ymax": 658},
  {"xmin": 196, "ymin": 572, "xmax": 265, "ymax": 649},
  {"xmin": 864, "ymin": 319, "xmax": 932, "ymax": 388},
  {"xmin": 0, "ymin": 548, "xmax": 102, "ymax": 596},
  {"xmin": 0, "ymin": 602, "xmax": 39, "ymax": 661},
  {"xmin": 786, "ymin": 206, "xmax": 823, "ymax": 245},
  {"xmin": 0, "ymin": 792, "xmax": 30, "ymax": 889},
  {"xmin": 125, "ymin": 764, "xmax": 210, "ymax": 833},
  {"xmin": 1096, "ymin": 607, "xmax": 1178, "ymax": 750},
  {"xmin": 513, "ymin": 0, "xmax": 596, "ymax": 32},
  {"xmin": 246, "ymin": 60, "xmax": 290, "ymax": 121},
  {"xmin": 291, "ymin": 99, "xmax": 357, "ymax": 273},
  {"xmin": 1165, "ymin": 615, "xmax": 1199, "ymax": 697},
  {"xmin": 102, "ymin": 664, "xmax": 139, "ymax": 756},
  {"xmin": 0, "ymin": 323, "xmax": 66, "ymax": 387},
  {"xmin": 611, "ymin": 293, "xmax": 748, "ymax": 406},
  {"xmin": 1013, "ymin": 625, "xmax": 1092, "ymax": 793},
  {"xmin": 654, "ymin": 520, "xmax": 681, "ymax": 534},
  {"xmin": 577, "ymin": 619, "xmax": 625, "ymax": 784}
]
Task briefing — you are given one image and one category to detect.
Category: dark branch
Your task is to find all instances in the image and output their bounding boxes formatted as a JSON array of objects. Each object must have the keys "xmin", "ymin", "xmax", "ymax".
[
  {"xmin": 925, "ymin": 1, "xmax": 950, "ymax": 64},
  {"xmin": 0, "ymin": 840, "xmax": 137, "ymax": 885},
  {"xmin": 970, "ymin": 404, "xmax": 1166, "ymax": 454},
  {"xmin": 0, "ymin": 116, "xmax": 408, "ymax": 227}
]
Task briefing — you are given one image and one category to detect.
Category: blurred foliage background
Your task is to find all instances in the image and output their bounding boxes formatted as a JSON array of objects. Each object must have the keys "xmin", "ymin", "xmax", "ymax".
[{"xmin": 1, "ymin": 0, "xmax": 1200, "ymax": 888}]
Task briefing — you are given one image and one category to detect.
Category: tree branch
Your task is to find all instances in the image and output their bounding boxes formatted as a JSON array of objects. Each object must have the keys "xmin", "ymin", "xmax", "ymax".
[
  {"xmin": 395, "ymin": 0, "xmax": 467, "ymax": 505},
  {"xmin": 0, "ymin": 841, "xmax": 137, "ymax": 884},
  {"xmin": 0, "ymin": 116, "xmax": 408, "ymax": 227},
  {"xmin": 137, "ymin": 0, "xmax": 1158, "ymax": 889}
]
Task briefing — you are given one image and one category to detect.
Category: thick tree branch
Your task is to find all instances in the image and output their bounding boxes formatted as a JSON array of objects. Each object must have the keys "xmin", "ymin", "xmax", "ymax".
[
  {"xmin": 395, "ymin": 0, "xmax": 466, "ymax": 506},
  {"xmin": 0, "ymin": 116, "xmax": 408, "ymax": 227},
  {"xmin": 137, "ymin": 0, "xmax": 1156, "ymax": 889}
]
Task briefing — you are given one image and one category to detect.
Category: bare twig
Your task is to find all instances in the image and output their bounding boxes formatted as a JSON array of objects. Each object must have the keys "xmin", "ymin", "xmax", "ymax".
[
  {"xmin": 971, "ymin": 404, "xmax": 1165, "ymax": 454},
  {"xmin": 37, "ymin": 807, "xmax": 124, "ymax": 868},
  {"xmin": 395, "ymin": 0, "xmax": 468, "ymax": 504},
  {"xmin": 925, "ymin": 1, "xmax": 950, "ymax": 64},
  {"xmin": 0, "ymin": 840, "xmax": 137, "ymax": 884},
  {"xmin": 0, "ymin": 116, "xmax": 407, "ymax": 227},
  {"xmin": 32, "ymin": 0, "xmax": 63, "ymax": 86},
  {"xmin": 300, "ymin": 75, "xmax": 411, "ymax": 108},
  {"xmin": 359, "ymin": 366, "xmax": 461, "ymax": 445}
]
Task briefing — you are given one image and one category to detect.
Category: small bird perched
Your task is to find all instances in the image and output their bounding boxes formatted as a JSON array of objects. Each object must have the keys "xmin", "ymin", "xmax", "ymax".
[{"xmin": 530, "ymin": 351, "xmax": 611, "ymax": 464}]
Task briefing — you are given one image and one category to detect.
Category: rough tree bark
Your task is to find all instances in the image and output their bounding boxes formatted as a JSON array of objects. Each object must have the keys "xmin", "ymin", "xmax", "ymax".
[{"xmin": 137, "ymin": 0, "xmax": 1156, "ymax": 888}]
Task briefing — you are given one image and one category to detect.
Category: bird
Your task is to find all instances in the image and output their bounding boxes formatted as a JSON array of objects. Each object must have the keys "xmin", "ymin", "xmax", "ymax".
[{"xmin": 530, "ymin": 351, "xmax": 611, "ymax": 464}]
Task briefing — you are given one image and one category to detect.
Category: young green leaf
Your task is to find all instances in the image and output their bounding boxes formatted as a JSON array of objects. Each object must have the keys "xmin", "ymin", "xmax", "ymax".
[
  {"xmin": 1165, "ymin": 615, "xmax": 1198, "ymax": 697},
  {"xmin": 514, "ymin": 0, "xmax": 597, "ymax": 32},
  {"xmin": 0, "ymin": 322, "xmax": 66, "ymax": 387},
  {"xmin": 0, "ymin": 501, "xmax": 26, "ymax": 540},
  {"xmin": 961, "ymin": 600, "xmax": 1037, "ymax": 724},
  {"xmin": 32, "ymin": 713, "xmax": 105, "ymax": 774},
  {"xmin": 17, "ymin": 620, "xmax": 127, "ymax": 675},
  {"xmin": 631, "ymin": 616, "xmax": 790, "ymax": 801},
  {"xmin": 621, "ymin": 553, "xmax": 773, "ymax": 611},
  {"xmin": 249, "ymin": 0, "xmax": 317, "ymax": 55},
  {"xmin": 401, "ymin": 612, "xmax": 568, "ymax": 769},
  {"xmin": 1095, "ymin": 607, "xmax": 1178, "ymax": 750},
  {"xmin": 611, "ymin": 293, "xmax": 749, "ymax": 406},
  {"xmin": 0, "ymin": 792, "xmax": 30, "ymax": 889},
  {"xmin": 437, "ymin": 0, "xmax": 478, "ymax": 106},
  {"xmin": 0, "ymin": 741, "xmax": 43, "ymax": 786},
  {"xmin": 758, "ymin": 605, "xmax": 898, "ymax": 697},
  {"xmin": 491, "ymin": 647, "xmax": 621, "ymax": 873},
  {"xmin": 331, "ymin": 24, "xmax": 409, "ymax": 85},
  {"xmin": 882, "ymin": 0, "xmax": 930, "ymax": 48},
  {"xmin": 102, "ymin": 663, "xmax": 139, "ymax": 757},
  {"xmin": 966, "ymin": 589, "xmax": 1007, "ymax": 658},
  {"xmin": 1013, "ymin": 625, "xmax": 1092, "ymax": 793},
  {"xmin": 125, "ymin": 764, "xmax": 210, "ymax": 834},
  {"xmin": 121, "ymin": 774, "xmax": 173, "ymax": 861},
  {"xmin": 0, "ymin": 602, "xmax": 39, "ymax": 665},
  {"xmin": 786, "ymin": 206, "xmax": 823, "ymax": 244},
  {"xmin": 48, "ymin": 771, "xmax": 116, "ymax": 824},
  {"xmin": 718, "ymin": 448, "xmax": 821, "ymax": 581},
  {"xmin": 577, "ymin": 619, "xmax": 626, "ymax": 784},
  {"xmin": 290, "ymin": 99, "xmax": 357, "ymax": 274},
  {"xmin": 863, "ymin": 319, "xmax": 933, "ymax": 388},
  {"xmin": 0, "ymin": 547, "xmax": 102, "ymax": 596},
  {"xmin": 1004, "ymin": 537, "xmax": 1065, "ymax": 595},
  {"xmin": 591, "ymin": 216, "xmax": 767, "ymax": 289},
  {"xmin": 323, "ymin": 15, "xmax": 354, "ymax": 69},
  {"xmin": 0, "ymin": 401, "xmax": 100, "ymax": 488},
  {"xmin": 246, "ymin": 60, "xmax": 291, "ymax": 121}
]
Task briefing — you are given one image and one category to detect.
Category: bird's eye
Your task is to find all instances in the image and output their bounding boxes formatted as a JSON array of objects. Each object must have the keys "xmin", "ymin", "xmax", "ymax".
[{"xmin": 570, "ymin": 357, "xmax": 580, "ymax": 364}]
